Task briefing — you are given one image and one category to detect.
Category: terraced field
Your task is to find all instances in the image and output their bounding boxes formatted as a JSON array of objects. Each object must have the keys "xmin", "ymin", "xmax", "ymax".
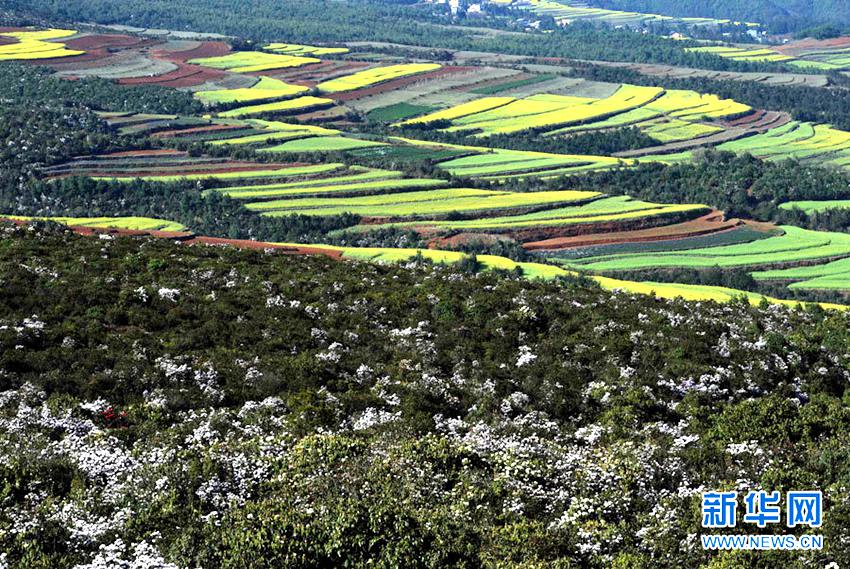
[
  {"xmin": 560, "ymin": 226, "xmax": 850, "ymax": 271},
  {"xmin": 525, "ymin": 0, "xmax": 742, "ymax": 28},
  {"xmin": 44, "ymin": 151, "xmax": 344, "ymax": 183},
  {"xmin": 194, "ymin": 77, "xmax": 308, "ymax": 104},
  {"xmin": 779, "ymin": 200, "xmax": 850, "ymax": 214},
  {"xmin": 754, "ymin": 257, "xmax": 850, "ymax": 290},
  {"xmin": 19, "ymin": 26, "xmax": 850, "ymax": 302},
  {"xmin": 316, "ymin": 63, "xmax": 442, "ymax": 93},
  {"xmin": 264, "ymin": 43, "xmax": 349, "ymax": 56},
  {"xmin": 690, "ymin": 39, "xmax": 850, "ymax": 71},
  {"xmin": 217, "ymin": 96, "xmax": 335, "ymax": 118},
  {"xmin": 687, "ymin": 46, "xmax": 794, "ymax": 63},
  {"xmin": 250, "ymin": 189, "xmax": 600, "ymax": 218},
  {"xmin": 2, "ymin": 215, "xmax": 186, "ymax": 232},
  {"xmin": 435, "ymin": 147, "xmax": 624, "ymax": 179},
  {"xmin": 259, "ymin": 135, "xmax": 387, "ymax": 152},
  {"xmin": 213, "ymin": 171, "xmax": 445, "ymax": 200},
  {"xmin": 401, "ymin": 86, "xmax": 750, "ymax": 142},
  {"xmin": 188, "ymin": 51, "xmax": 320, "ymax": 72},
  {"xmin": 0, "ymin": 28, "xmax": 84, "ymax": 61},
  {"xmin": 362, "ymin": 195, "xmax": 708, "ymax": 233}
]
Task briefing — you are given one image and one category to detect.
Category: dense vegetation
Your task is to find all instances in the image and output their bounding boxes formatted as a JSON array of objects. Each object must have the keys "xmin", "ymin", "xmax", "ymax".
[
  {"xmin": 0, "ymin": 63, "xmax": 202, "ymax": 115},
  {"xmin": 565, "ymin": 151, "xmax": 850, "ymax": 230},
  {"xmin": 395, "ymin": 124, "xmax": 660, "ymax": 155},
  {"xmin": 1, "ymin": 225, "xmax": 849, "ymax": 568},
  {"xmin": 586, "ymin": 0, "xmax": 850, "ymax": 32},
  {"xmin": 6, "ymin": 0, "xmax": 794, "ymax": 72}
]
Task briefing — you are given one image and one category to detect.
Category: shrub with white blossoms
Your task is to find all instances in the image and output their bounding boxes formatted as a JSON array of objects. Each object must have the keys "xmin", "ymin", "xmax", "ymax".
[{"xmin": 156, "ymin": 287, "xmax": 180, "ymax": 302}]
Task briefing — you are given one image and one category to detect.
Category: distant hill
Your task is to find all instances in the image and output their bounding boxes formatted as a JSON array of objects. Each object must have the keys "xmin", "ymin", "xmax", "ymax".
[{"xmin": 584, "ymin": 0, "xmax": 850, "ymax": 32}]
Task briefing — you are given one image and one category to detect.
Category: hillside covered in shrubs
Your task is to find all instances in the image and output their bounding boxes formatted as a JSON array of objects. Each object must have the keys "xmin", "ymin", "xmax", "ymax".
[{"xmin": 0, "ymin": 224, "xmax": 848, "ymax": 568}]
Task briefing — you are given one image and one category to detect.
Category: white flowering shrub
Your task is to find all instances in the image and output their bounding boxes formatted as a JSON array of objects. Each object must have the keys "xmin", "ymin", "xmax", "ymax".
[{"xmin": 0, "ymin": 229, "xmax": 848, "ymax": 568}]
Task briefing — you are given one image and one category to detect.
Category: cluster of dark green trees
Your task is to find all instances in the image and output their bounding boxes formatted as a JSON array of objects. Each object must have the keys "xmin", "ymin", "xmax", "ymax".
[
  {"xmin": 2, "ymin": 226, "xmax": 850, "ymax": 567},
  {"xmin": 395, "ymin": 123, "xmax": 659, "ymax": 155},
  {"xmin": 6, "ymin": 0, "xmax": 801, "ymax": 72},
  {"xmin": 564, "ymin": 150, "xmax": 850, "ymax": 227},
  {"xmin": 0, "ymin": 63, "xmax": 203, "ymax": 115}
]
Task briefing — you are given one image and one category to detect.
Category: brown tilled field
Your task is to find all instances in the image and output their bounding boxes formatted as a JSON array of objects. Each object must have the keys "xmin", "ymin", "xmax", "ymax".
[
  {"xmin": 157, "ymin": 40, "xmax": 231, "ymax": 62},
  {"xmin": 523, "ymin": 211, "xmax": 741, "ymax": 251}
]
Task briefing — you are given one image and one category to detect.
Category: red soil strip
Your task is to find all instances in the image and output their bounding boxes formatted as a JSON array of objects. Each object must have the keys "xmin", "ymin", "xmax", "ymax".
[
  {"xmin": 453, "ymin": 71, "xmax": 529, "ymax": 92},
  {"xmin": 328, "ymin": 66, "xmax": 473, "ymax": 102},
  {"xmin": 40, "ymin": 48, "xmax": 113, "ymax": 66},
  {"xmin": 0, "ymin": 27, "xmax": 27, "ymax": 33},
  {"xmin": 776, "ymin": 36, "xmax": 850, "ymax": 55},
  {"xmin": 724, "ymin": 109, "xmax": 765, "ymax": 127},
  {"xmin": 98, "ymin": 149, "xmax": 188, "ymax": 158},
  {"xmin": 64, "ymin": 34, "xmax": 145, "ymax": 50},
  {"xmin": 1, "ymin": 217, "xmax": 343, "ymax": 259},
  {"xmin": 151, "ymin": 124, "xmax": 243, "ymax": 139},
  {"xmin": 523, "ymin": 211, "xmax": 739, "ymax": 251},
  {"xmin": 723, "ymin": 110, "xmax": 790, "ymax": 131},
  {"xmin": 118, "ymin": 62, "xmax": 224, "ymax": 87},
  {"xmin": 190, "ymin": 237, "xmax": 343, "ymax": 258},
  {"xmin": 156, "ymin": 40, "xmax": 231, "ymax": 63},
  {"xmin": 49, "ymin": 161, "xmax": 312, "ymax": 179},
  {"xmin": 0, "ymin": 37, "xmax": 15, "ymax": 46},
  {"xmin": 269, "ymin": 60, "xmax": 369, "ymax": 83}
]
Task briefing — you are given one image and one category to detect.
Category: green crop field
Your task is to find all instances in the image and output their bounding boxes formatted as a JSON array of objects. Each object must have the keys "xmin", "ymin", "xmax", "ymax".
[
  {"xmin": 249, "ymin": 188, "xmax": 599, "ymax": 217},
  {"xmin": 367, "ymin": 103, "xmax": 437, "ymax": 122},
  {"xmin": 561, "ymin": 226, "xmax": 850, "ymax": 271},
  {"xmin": 189, "ymin": 51, "xmax": 319, "ymax": 73},
  {"xmin": 3, "ymin": 215, "xmax": 186, "ymax": 232},
  {"xmin": 552, "ymin": 227, "xmax": 773, "ymax": 260},
  {"xmin": 264, "ymin": 42, "xmax": 349, "ymax": 56},
  {"xmin": 194, "ymin": 77, "xmax": 308, "ymax": 105},
  {"xmin": 367, "ymin": 195, "xmax": 707, "ymax": 231},
  {"xmin": 217, "ymin": 96, "xmax": 334, "ymax": 118},
  {"xmin": 438, "ymin": 148, "xmax": 621, "ymax": 178},
  {"xmin": 259, "ymin": 136, "xmax": 387, "ymax": 152},
  {"xmin": 92, "ymin": 163, "xmax": 342, "ymax": 183},
  {"xmin": 316, "ymin": 63, "xmax": 441, "ymax": 93},
  {"xmin": 779, "ymin": 200, "xmax": 850, "ymax": 214},
  {"xmin": 215, "ymin": 176, "xmax": 446, "ymax": 200},
  {"xmin": 469, "ymin": 74, "xmax": 557, "ymax": 95}
]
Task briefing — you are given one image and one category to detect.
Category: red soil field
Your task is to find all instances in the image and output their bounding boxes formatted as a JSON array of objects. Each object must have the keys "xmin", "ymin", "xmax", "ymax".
[
  {"xmin": 776, "ymin": 36, "xmax": 850, "ymax": 55},
  {"xmin": 328, "ymin": 66, "xmax": 473, "ymax": 102},
  {"xmin": 0, "ymin": 37, "xmax": 15, "ymax": 46},
  {"xmin": 725, "ymin": 109, "xmax": 765, "ymax": 127},
  {"xmin": 189, "ymin": 237, "xmax": 343, "ymax": 258},
  {"xmin": 522, "ymin": 211, "xmax": 740, "ymax": 251},
  {"xmin": 64, "ymin": 34, "xmax": 147, "ymax": 51},
  {"xmin": 157, "ymin": 41, "xmax": 231, "ymax": 63},
  {"xmin": 269, "ymin": 61, "xmax": 369, "ymax": 84},
  {"xmin": 118, "ymin": 62, "xmax": 225, "ymax": 87}
]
